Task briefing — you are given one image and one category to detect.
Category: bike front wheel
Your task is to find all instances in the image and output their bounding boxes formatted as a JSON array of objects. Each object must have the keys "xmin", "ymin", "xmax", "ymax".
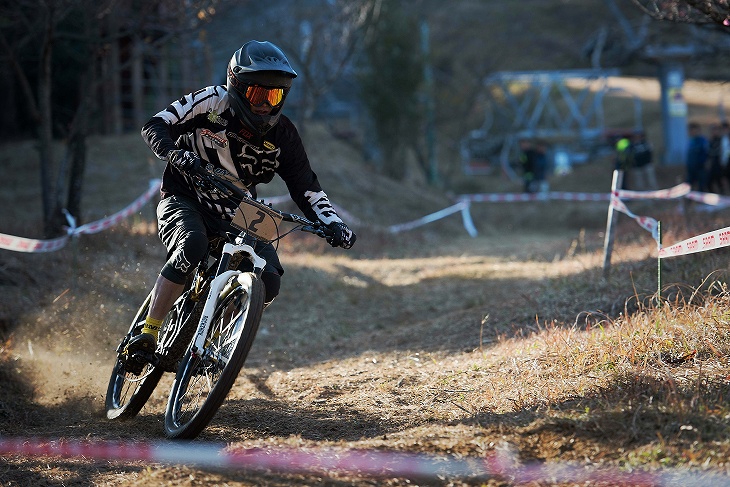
[
  {"xmin": 164, "ymin": 272, "xmax": 265, "ymax": 439},
  {"xmin": 105, "ymin": 293, "xmax": 164, "ymax": 420}
]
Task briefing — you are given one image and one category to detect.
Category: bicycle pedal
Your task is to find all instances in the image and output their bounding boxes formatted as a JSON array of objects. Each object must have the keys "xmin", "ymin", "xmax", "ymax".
[
  {"xmin": 123, "ymin": 354, "xmax": 145, "ymax": 375},
  {"xmin": 124, "ymin": 351, "xmax": 156, "ymax": 375}
]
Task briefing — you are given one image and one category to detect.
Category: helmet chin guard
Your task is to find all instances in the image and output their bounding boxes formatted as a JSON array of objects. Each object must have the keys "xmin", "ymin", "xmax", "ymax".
[{"xmin": 226, "ymin": 41, "xmax": 297, "ymax": 136}]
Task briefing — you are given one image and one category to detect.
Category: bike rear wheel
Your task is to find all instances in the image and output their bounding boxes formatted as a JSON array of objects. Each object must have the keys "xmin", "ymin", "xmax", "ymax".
[
  {"xmin": 164, "ymin": 272, "xmax": 264, "ymax": 439},
  {"xmin": 105, "ymin": 293, "xmax": 164, "ymax": 420}
]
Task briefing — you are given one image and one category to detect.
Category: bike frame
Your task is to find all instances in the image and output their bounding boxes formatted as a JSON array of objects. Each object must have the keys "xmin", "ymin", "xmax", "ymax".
[{"xmin": 190, "ymin": 241, "xmax": 266, "ymax": 355}]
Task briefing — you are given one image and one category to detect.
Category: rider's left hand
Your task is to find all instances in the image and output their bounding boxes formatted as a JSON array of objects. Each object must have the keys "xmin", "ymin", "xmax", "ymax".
[{"xmin": 326, "ymin": 221, "xmax": 356, "ymax": 249}]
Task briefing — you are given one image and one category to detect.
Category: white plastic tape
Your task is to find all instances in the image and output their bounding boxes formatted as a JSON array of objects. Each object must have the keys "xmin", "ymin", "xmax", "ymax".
[
  {"xmin": 3, "ymin": 181, "xmax": 721, "ymax": 251},
  {"xmin": 684, "ymin": 190, "xmax": 730, "ymax": 207},
  {"xmin": 459, "ymin": 182, "xmax": 691, "ymax": 204},
  {"xmin": 388, "ymin": 201, "xmax": 470, "ymax": 234},
  {"xmin": 659, "ymin": 226, "xmax": 730, "ymax": 259},
  {"xmin": 0, "ymin": 233, "xmax": 70, "ymax": 253},
  {"xmin": 610, "ymin": 196, "xmax": 659, "ymax": 242},
  {"xmin": 459, "ymin": 191, "xmax": 608, "ymax": 203},
  {"xmin": 615, "ymin": 183, "xmax": 690, "ymax": 200},
  {"xmin": 0, "ymin": 436, "xmax": 727, "ymax": 485}
]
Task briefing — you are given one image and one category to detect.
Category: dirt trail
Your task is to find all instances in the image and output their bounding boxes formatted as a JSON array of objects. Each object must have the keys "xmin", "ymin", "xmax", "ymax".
[
  {"xmin": 0, "ymin": 221, "xmax": 637, "ymax": 486},
  {"xmin": 0, "ymin": 114, "xmax": 678, "ymax": 485}
]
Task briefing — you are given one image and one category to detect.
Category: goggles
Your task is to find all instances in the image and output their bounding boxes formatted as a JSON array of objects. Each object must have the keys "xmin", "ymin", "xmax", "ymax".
[{"xmin": 244, "ymin": 85, "xmax": 285, "ymax": 108}]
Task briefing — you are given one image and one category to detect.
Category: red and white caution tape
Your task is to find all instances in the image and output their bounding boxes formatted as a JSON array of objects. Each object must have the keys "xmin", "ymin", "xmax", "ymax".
[
  {"xmin": 0, "ymin": 179, "xmax": 161, "ymax": 253},
  {"xmin": 659, "ymin": 225, "xmax": 730, "ymax": 259},
  {"xmin": 2, "ymin": 180, "xmax": 721, "ymax": 250},
  {"xmin": 459, "ymin": 183, "xmax": 691, "ymax": 204},
  {"xmin": 0, "ymin": 232, "xmax": 71, "ymax": 253},
  {"xmin": 610, "ymin": 196, "xmax": 659, "ymax": 243},
  {"xmin": 213, "ymin": 183, "xmax": 715, "ymax": 239},
  {"xmin": 615, "ymin": 183, "xmax": 690, "ymax": 200},
  {"xmin": 73, "ymin": 179, "xmax": 161, "ymax": 235},
  {"xmin": 0, "ymin": 436, "xmax": 726, "ymax": 486},
  {"xmin": 459, "ymin": 191, "xmax": 609, "ymax": 203},
  {"xmin": 684, "ymin": 190, "xmax": 730, "ymax": 208}
]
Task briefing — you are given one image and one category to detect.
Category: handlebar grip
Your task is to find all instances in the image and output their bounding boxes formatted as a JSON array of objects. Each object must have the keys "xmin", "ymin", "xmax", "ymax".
[{"xmin": 301, "ymin": 225, "xmax": 334, "ymax": 239}]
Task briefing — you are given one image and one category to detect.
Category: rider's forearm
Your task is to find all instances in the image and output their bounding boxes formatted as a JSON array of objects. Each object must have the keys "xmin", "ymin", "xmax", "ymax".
[{"xmin": 141, "ymin": 116, "xmax": 178, "ymax": 161}]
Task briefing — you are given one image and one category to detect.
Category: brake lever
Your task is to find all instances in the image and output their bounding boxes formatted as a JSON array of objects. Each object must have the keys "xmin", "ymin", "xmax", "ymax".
[{"xmin": 193, "ymin": 168, "xmax": 236, "ymax": 198}]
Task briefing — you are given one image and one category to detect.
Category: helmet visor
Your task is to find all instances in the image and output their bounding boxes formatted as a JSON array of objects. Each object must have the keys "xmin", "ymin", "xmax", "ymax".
[{"xmin": 245, "ymin": 85, "xmax": 285, "ymax": 108}]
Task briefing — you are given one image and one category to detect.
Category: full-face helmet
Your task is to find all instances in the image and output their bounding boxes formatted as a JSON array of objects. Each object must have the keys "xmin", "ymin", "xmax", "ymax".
[{"xmin": 226, "ymin": 40, "xmax": 297, "ymax": 136}]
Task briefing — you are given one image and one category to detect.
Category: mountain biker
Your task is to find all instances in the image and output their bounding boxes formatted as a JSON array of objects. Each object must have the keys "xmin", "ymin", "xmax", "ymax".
[{"xmin": 126, "ymin": 40, "xmax": 356, "ymax": 356}]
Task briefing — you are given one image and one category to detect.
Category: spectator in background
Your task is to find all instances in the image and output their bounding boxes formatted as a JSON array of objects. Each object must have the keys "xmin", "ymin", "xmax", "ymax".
[
  {"xmin": 534, "ymin": 140, "xmax": 549, "ymax": 194},
  {"xmin": 721, "ymin": 121, "xmax": 730, "ymax": 194},
  {"xmin": 614, "ymin": 134, "xmax": 632, "ymax": 189},
  {"xmin": 630, "ymin": 131, "xmax": 657, "ymax": 191},
  {"xmin": 707, "ymin": 123, "xmax": 726, "ymax": 194},
  {"xmin": 685, "ymin": 122, "xmax": 709, "ymax": 192},
  {"xmin": 519, "ymin": 139, "xmax": 538, "ymax": 193}
]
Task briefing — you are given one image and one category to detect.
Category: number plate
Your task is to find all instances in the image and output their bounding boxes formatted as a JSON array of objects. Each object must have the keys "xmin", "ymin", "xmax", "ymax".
[{"xmin": 231, "ymin": 198, "xmax": 283, "ymax": 242}]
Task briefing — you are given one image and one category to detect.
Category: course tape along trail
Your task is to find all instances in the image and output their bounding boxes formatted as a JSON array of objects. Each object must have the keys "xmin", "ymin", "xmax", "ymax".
[
  {"xmin": 0, "ymin": 179, "xmax": 162, "ymax": 253},
  {"xmin": 2, "ymin": 179, "xmax": 730, "ymax": 258},
  {"xmin": 0, "ymin": 436, "xmax": 728, "ymax": 485},
  {"xmin": 658, "ymin": 225, "xmax": 730, "ymax": 259},
  {"xmin": 603, "ymin": 183, "xmax": 730, "ymax": 259},
  {"xmin": 3, "ymin": 185, "xmax": 730, "ymax": 481}
]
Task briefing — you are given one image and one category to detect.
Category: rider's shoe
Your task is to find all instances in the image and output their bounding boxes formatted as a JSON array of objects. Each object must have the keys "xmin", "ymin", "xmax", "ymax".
[{"xmin": 125, "ymin": 332, "xmax": 157, "ymax": 356}]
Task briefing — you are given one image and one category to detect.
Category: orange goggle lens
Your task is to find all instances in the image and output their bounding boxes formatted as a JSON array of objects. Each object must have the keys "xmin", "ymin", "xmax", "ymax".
[{"xmin": 244, "ymin": 85, "xmax": 285, "ymax": 107}]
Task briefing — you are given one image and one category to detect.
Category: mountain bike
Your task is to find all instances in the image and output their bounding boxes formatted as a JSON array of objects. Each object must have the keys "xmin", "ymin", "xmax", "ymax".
[{"xmin": 104, "ymin": 168, "xmax": 332, "ymax": 439}]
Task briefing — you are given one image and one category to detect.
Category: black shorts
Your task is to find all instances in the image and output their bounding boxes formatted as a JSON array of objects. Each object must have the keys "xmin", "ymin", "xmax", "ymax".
[{"xmin": 157, "ymin": 195, "xmax": 284, "ymax": 285}]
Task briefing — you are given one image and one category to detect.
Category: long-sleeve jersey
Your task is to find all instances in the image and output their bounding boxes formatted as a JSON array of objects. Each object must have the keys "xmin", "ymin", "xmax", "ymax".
[{"xmin": 141, "ymin": 85, "xmax": 342, "ymax": 226}]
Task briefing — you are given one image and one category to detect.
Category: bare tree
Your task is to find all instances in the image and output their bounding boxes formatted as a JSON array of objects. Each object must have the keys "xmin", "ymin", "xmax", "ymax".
[
  {"xmin": 0, "ymin": 0, "xmax": 224, "ymax": 236},
  {"xmin": 630, "ymin": 0, "xmax": 730, "ymax": 27},
  {"xmin": 0, "ymin": 1, "xmax": 86, "ymax": 236}
]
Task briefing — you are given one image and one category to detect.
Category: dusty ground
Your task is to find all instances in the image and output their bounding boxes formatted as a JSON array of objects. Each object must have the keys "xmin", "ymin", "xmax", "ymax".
[
  {"xmin": 1, "ymin": 76, "xmax": 729, "ymax": 485},
  {"xmin": 0, "ymin": 206, "xmax": 690, "ymax": 486}
]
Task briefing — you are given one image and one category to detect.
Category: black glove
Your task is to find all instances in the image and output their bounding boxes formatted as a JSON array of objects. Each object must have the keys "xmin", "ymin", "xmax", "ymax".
[
  {"xmin": 167, "ymin": 149, "xmax": 202, "ymax": 173},
  {"xmin": 326, "ymin": 221, "xmax": 356, "ymax": 249}
]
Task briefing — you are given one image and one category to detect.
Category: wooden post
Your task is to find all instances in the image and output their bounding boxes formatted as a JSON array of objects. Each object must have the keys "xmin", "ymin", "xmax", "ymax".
[{"xmin": 602, "ymin": 169, "xmax": 623, "ymax": 277}]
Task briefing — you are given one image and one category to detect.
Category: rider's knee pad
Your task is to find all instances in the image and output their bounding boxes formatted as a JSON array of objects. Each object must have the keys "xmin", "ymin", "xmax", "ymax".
[{"xmin": 160, "ymin": 230, "xmax": 208, "ymax": 284}]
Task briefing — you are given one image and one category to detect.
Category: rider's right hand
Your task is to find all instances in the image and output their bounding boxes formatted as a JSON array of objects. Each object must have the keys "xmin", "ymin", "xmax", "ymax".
[
  {"xmin": 326, "ymin": 221, "xmax": 356, "ymax": 249},
  {"xmin": 167, "ymin": 149, "xmax": 202, "ymax": 173}
]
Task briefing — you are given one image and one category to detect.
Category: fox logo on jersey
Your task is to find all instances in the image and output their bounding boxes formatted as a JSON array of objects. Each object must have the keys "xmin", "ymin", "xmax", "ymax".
[{"xmin": 237, "ymin": 143, "xmax": 279, "ymax": 179}]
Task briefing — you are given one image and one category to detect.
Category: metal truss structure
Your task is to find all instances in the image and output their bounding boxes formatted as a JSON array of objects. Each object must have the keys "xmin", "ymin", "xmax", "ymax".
[{"xmin": 461, "ymin": 69, "xmax": 642, "ymax": 180}]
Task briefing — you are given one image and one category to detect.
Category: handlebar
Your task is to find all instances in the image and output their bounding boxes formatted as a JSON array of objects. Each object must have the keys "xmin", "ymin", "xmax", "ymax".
[{"xmin": 193, "ymin": 167, "xmax": 333, "ymax": 239}]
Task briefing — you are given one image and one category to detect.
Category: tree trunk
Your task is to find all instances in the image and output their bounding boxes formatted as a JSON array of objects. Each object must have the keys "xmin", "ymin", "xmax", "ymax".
[
  {"xmin": 156, "ymin": 42, "xmax": 170, "ymax": 108},
  {"xmin": 66, "ymin": 64, "xmax": 94, "ymax": 225},
  {"xmin": 66, "ymin": 130, "xmax": 87, "ymax": 225},
  {"xmin": 38, "ymin": 9, "xmax": 60, "ymax": 237},
  {"xmin": 131, "ymin": 34, "xmax": 145, "ymax": 131},
  {"xmin": 107, "ymin": 13, "xmax": 123, "ymax": 135}
]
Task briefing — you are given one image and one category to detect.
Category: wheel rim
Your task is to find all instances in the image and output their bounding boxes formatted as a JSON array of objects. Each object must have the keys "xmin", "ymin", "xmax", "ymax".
[
  {"xmin": 107, "ymin": 361, "xmax": 159, "ymax": 419},
  {"xmin": 168, "ymin": 290, "xmax": 249, "ymax": 429}
]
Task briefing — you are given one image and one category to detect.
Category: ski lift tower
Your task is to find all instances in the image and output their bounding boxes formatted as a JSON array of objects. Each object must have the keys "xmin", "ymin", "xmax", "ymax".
[{"xmin": 461, "ymin": 68, "xmax": 641, "ymax": 180}]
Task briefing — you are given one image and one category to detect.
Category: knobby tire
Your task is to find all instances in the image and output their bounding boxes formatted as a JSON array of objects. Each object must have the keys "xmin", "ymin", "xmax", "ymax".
[
  {"xmin": 164, "ymin": 272, "xmax": 265, "ymax": 439},
  {"xmin": 105, "ymin": 293, "xmax": 164, "ymax": 420}
]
